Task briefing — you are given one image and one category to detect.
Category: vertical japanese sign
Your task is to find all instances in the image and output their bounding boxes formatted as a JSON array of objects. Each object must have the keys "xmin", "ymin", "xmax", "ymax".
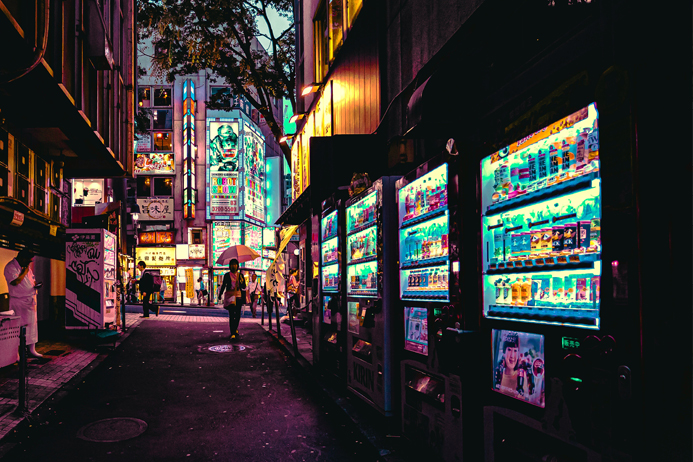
[
  {"xmin": 207, "ymin": 119, "xmax": 240, "ymax": 217},
  {"xmin": 242, "ymin": 124, "xmax": 266, "ymax": 223},
  {"xmin": 185, "ymin": 268, "xmax": 195, "ymax": 299},
  {"xmin": 242, "ymin": 223, "xmax": 263, "ymax": 269},
  {"xmin": 291, "ymin": 136, "xmax": 301, "ymax": 201},
  {"xmin": 183, "ymin": 80, "xmax": 196, "ymax": 219}
]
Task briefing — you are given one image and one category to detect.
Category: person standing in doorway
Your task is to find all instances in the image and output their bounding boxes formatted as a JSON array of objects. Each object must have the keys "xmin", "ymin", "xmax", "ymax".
[
  {"xmin": 247, "ymin": 273, "xmax": 260, "ymax": 318},
  {"xmin": 218, "ymin": 259, "xmax": 246, "ymax": 340},
  {"xmin": 287, "ymin": 269, "xmax": 300, "ymax": 316},
  {"xmin": 135, "ymin": 261, "xmax": 158, "ymax": 317},
  {"xmin": 3, "ymin": 249, "xmax": 43, "ymax": 358}
]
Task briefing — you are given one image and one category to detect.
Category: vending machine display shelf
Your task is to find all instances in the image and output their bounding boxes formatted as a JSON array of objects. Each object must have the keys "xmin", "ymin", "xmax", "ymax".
[
  {"xmin": 400, "ymin": 206, "xmax": 447, "ymax": 229},
  {"xmin": 485, "ymin": 171, "xmax": 600, "ymax": 216},
  {"xmin": 322, "ymin": 259, "xmax": 339, "ymax": 267},
  {"xmin": 401, "ymin": 256, "xmax": 449, "ymax": 270},
  {"xmin": 348, "ymin": 289, "xmax": 378, "ymax": 297},
  {"xmin": 323, "ymin": 287, "xmax": 340, "ymax": 293},
  {"xmin": 348, "ymin": 255, "xmax": 378, "ymax": 266},
  {"xmin": 487, "ymin": 253, "xmax": 600, "ymax": 274},
  {"xmin": 402, "ymin": 291, "xmax": 449, "ymax": 301},
  {"xmin": 347, "ymin": 220, "xmax": 376, "ymax": 237},
  {"xmin": 487, "ymin": 305, "xmax": 599, "ymax": 328}
]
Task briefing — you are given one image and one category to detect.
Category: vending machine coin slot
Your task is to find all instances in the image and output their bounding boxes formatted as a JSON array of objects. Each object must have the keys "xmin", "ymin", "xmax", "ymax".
[{"xmin": 352, "ymin": 339, "xmax": 373, "ymax": 363}]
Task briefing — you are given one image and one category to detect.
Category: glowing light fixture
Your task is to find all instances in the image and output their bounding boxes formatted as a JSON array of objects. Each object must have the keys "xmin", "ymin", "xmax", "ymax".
[
  {"xmin": 279, "ymin": 134, "xmax": 295, "ymax": 144},
  {"xmin": 301, "ymin": 83, "xmax": 321, "ymax": 96},
  {"xmin": 289, "ymin": 113, "xmax": 306, "ymax": 124}
]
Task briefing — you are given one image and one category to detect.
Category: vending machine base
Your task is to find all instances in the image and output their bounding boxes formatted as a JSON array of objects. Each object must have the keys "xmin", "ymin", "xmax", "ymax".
[{"xmin": 484, "ymin": 406, "xmax": 603, "ymax": 462}]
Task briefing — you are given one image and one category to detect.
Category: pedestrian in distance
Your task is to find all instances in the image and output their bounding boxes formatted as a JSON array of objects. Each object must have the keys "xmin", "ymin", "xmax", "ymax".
[
  {"xmin": 247, "ymin": 272, "xmax": 260, "ymax": 318},
  {"xmin": 218, "ymin": 259, "xmax": 246, "ymax": 340},
  {"xmin": 159, "ymin": 278, "xmax": 167, "ymax": 303},
  {"xmin": 134, "ymin": 261, "xmax": 159, "ymax": 318},
  {"xmin": 287, "ymin": 269, "xmax": 300, "ymax": 317},
  {"xmin": 3, "ymin": 249, "xmax": 43, "ymax": 358},
  {"xmin": 197, "ymin": 277, "xmax": 208, "ymax": 305}
]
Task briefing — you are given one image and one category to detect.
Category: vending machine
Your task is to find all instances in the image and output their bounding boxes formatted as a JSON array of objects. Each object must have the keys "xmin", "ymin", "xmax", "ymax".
[
  {"xmin": 65, "ymin": 228, "xmax": 118, "ymax": 329},
  {"xmin": 480, "ymin": 103, "xmax": 635, "ymax": 461},
  {"xmin": 396, "ymin": 157, "xmax": 478, "ymax": 461},
  {"xmin": 318, "ymin": 195, "xmax": 347, "ymax": 380},
  {"xmin": 345, "ymin": 176, "xmax": 399, "ymax": 415}
]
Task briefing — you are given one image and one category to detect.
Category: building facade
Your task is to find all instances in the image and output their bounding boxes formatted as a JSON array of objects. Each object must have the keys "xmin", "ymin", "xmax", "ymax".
[
  {"xmin": 136, "ymin": 40, "xmax": 286, "ymax": 303},
  {"xmin": 0, "ymin": 0, "xmax": 136, "ymax": 328}
]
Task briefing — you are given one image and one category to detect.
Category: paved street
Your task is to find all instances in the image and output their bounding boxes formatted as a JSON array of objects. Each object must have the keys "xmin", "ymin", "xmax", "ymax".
[{"xmin": 0, "ymin": 319, "xmax": 381, "ymax": 462}]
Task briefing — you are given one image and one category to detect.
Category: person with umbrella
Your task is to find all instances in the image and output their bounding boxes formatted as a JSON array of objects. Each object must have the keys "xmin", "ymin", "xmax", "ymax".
[{"xmin": 216, "ymin": 245, "xmax": 258, "ymax": 340}]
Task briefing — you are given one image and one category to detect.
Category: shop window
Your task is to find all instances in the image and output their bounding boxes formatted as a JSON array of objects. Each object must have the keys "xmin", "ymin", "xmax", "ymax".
[
  {"xmin": 154, "ymin": 87, "xmax": 172, "ymax": 107},
  {"xmin": 191, "ymin": 229, "xmax": 203, "ymax": 244},
  {"xmin": 153, "ymin": 177, "xmax": 173, "ymax": 196},
  {"xmin": 314, "ymin": 0, "xmax": 362, "ymax": 82},
  {"xmin": 153, "ymin": 132, "xmax": 172, "ymax": 151},
  {"xmin": 138, "ymin": 87, "xmax": 151, "ymax": 107},
  {"xmin": 153, "ymin": 109, "xmax": 173, "ymax": 130}
]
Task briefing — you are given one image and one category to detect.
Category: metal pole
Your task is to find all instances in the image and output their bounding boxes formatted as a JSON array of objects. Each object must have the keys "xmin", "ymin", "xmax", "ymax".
[{"xmin": 16, "ymin": 326, "xmax": 27, "ymax": 415}]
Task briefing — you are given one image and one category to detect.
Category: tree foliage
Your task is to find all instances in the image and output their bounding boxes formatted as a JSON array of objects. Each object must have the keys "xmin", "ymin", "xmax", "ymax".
[{"xmin": 137, "ymin": 0, "xmax": 295, "ymax": 158}]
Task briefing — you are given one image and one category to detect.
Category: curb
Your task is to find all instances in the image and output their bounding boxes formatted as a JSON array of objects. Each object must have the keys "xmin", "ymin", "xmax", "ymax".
[{"xmin": 259, "ymin": 324, "xmax": 407, "ymax": 462}]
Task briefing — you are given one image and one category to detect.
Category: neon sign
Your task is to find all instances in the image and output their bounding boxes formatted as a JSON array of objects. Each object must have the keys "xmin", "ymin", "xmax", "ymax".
[{"xmin": 183, "ymin": 79, "xmax": 196, "ymax": 219}]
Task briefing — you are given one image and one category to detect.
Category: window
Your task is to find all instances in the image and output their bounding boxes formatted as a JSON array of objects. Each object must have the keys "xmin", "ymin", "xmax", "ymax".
[
  {"xmin": 153, "ymin": 177, "xmax": 173, "ymax": 196},
  {"xmin": 314, "ymin": 0, "xmax": 362, "ymax": 82},
  {"xmin": 137, "ymin": 86, "xmax": 173, "ymax": 152},
  {"xmin": 153, "ymin": 132, "xmax": 172, "ymax": 151},
  {"xmin": 138, "ymin": 87, "xmax": 151, "ymax": 107},
  {"xmin": 210, "ymin": 87, "xmax": 232, "ymax": 108},
  {"xmin": 137, "ymin": 176, "xmax": 174, "ymax": 197},
  {"xmin": 190, "ymin": 229, "xmax": 203, "ymax": 245},
  {"xmin": 347, "ymin": 0, "xmax": 362, "ymax": 28},
  {"xmin": 153, "ymin": 109, "xmax": 173, "ymax": 130}
]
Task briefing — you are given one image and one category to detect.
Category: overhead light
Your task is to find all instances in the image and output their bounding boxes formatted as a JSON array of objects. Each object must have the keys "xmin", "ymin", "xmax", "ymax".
[
  {"xmin": 301, "ymin": 83, "xmax": 321, "ymax": 97},
  {"xmin": 289, "ymin": 113, "xmax": 306, "ymax": 124},
  {"xmin": 279, "ymin": 134, "xmax": 295, "ymax": 144}
]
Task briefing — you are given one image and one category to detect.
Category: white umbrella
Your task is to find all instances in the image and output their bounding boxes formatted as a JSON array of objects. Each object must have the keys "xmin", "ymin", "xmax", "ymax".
[{"xmin": 215, "ymin": 244, "xmax": 261, "ymax": 266}]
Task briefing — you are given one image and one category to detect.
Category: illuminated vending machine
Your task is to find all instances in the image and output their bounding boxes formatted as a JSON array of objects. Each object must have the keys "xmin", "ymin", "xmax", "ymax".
[
  {"xmin": 65, "ymin": 228, "xmax": 118, "ymax": 329},
  {"xmin": 345, "ymin": 176, "xmax": 399, "ymax": 415},
  {"xmin": 396, "ymin": 159, "xmax": 470, "ymax": 461},
  {"xmin": 481, "ymin": 103, "xmax": 616, "ymax": 460},
  {"xmin": 318, "ymin": 195, "xmax": 346, "ymax": 380}
]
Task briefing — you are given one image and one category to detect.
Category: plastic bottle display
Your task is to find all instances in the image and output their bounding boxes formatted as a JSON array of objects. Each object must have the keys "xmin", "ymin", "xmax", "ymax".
[
  {"xmin": 404, "ymin": 266, "xmax": 449, "ymax": 296},
  {"xmin": 402, "ymin": 171, "xmax": 448, "ymax": 222}
]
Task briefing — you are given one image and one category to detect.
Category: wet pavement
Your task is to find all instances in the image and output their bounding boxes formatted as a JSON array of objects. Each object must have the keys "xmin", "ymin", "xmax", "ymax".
[{"xmin": 0, "ymin": 320, "xmax": 382, "ymax": 461}]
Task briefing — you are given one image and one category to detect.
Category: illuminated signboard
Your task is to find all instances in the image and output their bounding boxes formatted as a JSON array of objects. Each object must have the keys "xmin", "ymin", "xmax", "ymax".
[
  {"xmin": 138, "ymin": 231, "xmax": 173, "ymax": 245},
  {"xmin": 136, "ymin": 198, "xmax": 174, "ymax": 221},
  {"xmin": 243, "ymin": 124, "xmax": 265, "ymax": 223},
  {"xmin": 134, "ymin": 152, "xmax": 174, "ymax": 174},
  {"xmin": 207, "ymin": 119, "xmax": 240, "ymax": 218},
  {"xmin": 263, "ymin": 227, "xmax": 276, "ymax": 248},
  {"xmin": 242, "ymin": 223, "xmax": 263, "ymax": 269},
  {"xmin": 291, "ymin": 136, "xmax": 301, "ymax": 200},
  {"xmin": 183, "ymin": 80, "xmax": 197, "ymax": 219},
  {"xmin": 265, "ymin": 157, "xmax": 281, "ymax": 226},
  {"xmin": 211, "ymin": 221, "xmax": 242, "ymax": 267},
  {"xmin": 188, "ymin": 244, "xmax": 205, "ymax": 259},
  {"xmin": 135, "ymin": 247, "xmax": 176, "ymax": 266}
]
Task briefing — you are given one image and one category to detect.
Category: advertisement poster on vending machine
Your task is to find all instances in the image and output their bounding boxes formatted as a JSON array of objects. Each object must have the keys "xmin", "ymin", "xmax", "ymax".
[{"xmin": 492, "ymin": 330, "xmax": 545, "ymax": 408}]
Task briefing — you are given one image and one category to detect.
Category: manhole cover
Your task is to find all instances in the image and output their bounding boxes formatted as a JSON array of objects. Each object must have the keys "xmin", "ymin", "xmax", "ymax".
[
  {"xmin": 77, "ymin": 417, "xmax": 147, "ymax": 442},
  {"xmin": 208, "ymin": 344, "xmax": 247, "ymax": 353}
]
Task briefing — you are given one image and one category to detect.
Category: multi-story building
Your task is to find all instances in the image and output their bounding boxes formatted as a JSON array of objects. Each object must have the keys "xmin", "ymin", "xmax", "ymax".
[
  {"xmin": 136, "ymin": 40, "xmax": 285, "ymax": 304},
  {"xmin": 0, "ymin": 0, "xmax": 136, "ymax": 328}
]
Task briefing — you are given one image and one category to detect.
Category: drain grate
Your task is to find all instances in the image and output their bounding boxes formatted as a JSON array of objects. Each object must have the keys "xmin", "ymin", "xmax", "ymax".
[
  {"xmin": 76, "ymin": 417, "xmax": 148, "ymax": 442},
  {"xmin": 208, "ymin": 344, "xmax": 247, "ymax": 353}
]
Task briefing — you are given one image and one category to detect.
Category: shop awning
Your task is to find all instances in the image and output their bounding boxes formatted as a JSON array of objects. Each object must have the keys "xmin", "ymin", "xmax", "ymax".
[{"xmin": 276, "ymin": 186, "xmax": 312, "ymax": 226}]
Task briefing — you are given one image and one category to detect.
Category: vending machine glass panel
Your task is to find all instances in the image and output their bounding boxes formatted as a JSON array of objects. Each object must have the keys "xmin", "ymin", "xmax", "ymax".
[
  {"xmin": 398, "ymin": 163, "xmax": 448, "ymax": 227},
  {"xmin": 347, "ymin": 226, "xmax": 378, "ymax": 264},
  {"xmin": 492, "ymin": 329, "xmax": 545, "ymax": 408},
  {"xmin": 322, "ymin": 210, "xmax": 338, "ymax": 241},
  {"xmin": 404, "ymin": 306, "xmax": 429, "ymax": 355},
  {"xmin": 346, "ymin": 190, "xmax": 377, "ymax": 234},
  {"xmin": 323, "ymin": 294, "xmax": 333, "ymax": 324},
  {"xmin": 480, "ymin": 103, "xmax": 601, "ymax": 329},
  {"xmin": 347, "ymin": 260, "xmax": 378, "ymax": 296}
]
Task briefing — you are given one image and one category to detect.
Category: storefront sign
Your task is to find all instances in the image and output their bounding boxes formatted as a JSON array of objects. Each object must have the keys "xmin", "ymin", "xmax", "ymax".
[
  {"xmin": 135, "ymin": 132, "xmax": 152, "ymax": 152},
  {"xmin": 134, "ymin": 152, "xmax": 174, "ymax": 174},
  {"xmin": 189, "ymin": 244, "xmax": 205, "ymax": 259},
  {"xmin": 207, "ymin": 119, "xmax": 241, "ymax": 217},
  {"xmin": 211, "ymin": 221, "xmax": 242, "ymax": 266},
  {"xmin": 176, "ymin": 244, "xmax": 189, "ymax": 260},
  {"xmin": 10, "ymin": 210, "xmax": 24, "ymax": 226},
  {"xmin": 137, "ymin": 198, "xmax": 174, "ymax": 221},
  {"xmin": 139, "ymin": 231, "xmax": 173, "ymax": 245},
  {"xmin": 185, "ymin": 268, "xmax": 195, "ymax": 299},
  {"xmin": 136, "ymin": 247, "xmax": 176, "ymax": 266},
  {"xmin": 243, "ymin": 124, "xmax": 265, "ymax": 223}
]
